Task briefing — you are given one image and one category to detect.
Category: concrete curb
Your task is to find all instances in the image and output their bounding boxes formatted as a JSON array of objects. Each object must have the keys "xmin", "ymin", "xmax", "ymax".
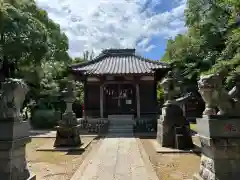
[
  {"xmin": 70, "ymin": 138, "xmax": 104, "ymax": 180},
  {"xmin": 136, "ymin": 138, "xmax": 159, "ymax": 180}
]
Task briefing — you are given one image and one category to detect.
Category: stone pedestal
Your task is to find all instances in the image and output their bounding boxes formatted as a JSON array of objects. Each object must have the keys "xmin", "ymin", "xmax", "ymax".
[
  {"xmin": 0, "ymin": 120, "xmax": 36, "ymax": 180},
  {"xmin": 54, "ymin": 125, "xmax": 81, "ymax": 147},
  {"xmin": 54, "ymin": 112, "xmax": 81, "ymax": 147},
  {"xmin": 157, "ymin": 103, "xmax": 193, "ymax": 149},
  {"xmin": 194, "ymin": 116, "xmax": 240, "ymax": 180}
]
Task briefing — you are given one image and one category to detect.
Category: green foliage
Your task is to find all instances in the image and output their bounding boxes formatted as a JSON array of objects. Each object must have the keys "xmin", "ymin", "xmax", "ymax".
[
  {"xmin": 161, "ymin": 0, "xmax": 240, "ymax": 90},
  {"xmin": 0, "ymin": 0, "xmax": 88, "ymax": 128},
  {"xmin": 30, "ymin": 109, "xmax": 61, "ymax": 129},
  {"xmin": 156, "ymin": 83, "xmax": 164, "ymax": 102}
]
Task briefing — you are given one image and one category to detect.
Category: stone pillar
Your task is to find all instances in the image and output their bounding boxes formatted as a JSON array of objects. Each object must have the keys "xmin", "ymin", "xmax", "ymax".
[
  {"xmin": 136, "ymin": 83, "xmax": 140, "ymax": 118},
  {"xmin": 193, "ymin": 116, "xmax": 240, "ymax": 180},
  {"xmin": 100, "ymin": 84, "xmax": 104, "ymax": 118},
  {"xmin": 54, "ymin": 80, "xmax": 81, "ymax": 147},
  {"xmin": 0, "ymin": 79, "xmax": 36, "ymax": 180}
]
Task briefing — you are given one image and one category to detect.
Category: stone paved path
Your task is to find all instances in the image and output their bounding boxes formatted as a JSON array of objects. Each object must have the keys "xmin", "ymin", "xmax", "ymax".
[{"xmin": 71, "ymin": 135, "xmax": 158, "ymax": 180}]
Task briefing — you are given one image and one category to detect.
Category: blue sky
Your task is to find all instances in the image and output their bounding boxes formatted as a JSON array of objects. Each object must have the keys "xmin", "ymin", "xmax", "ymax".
[{"xmin": 36, "ymin": 0, "xmax": 187, "ymax": 60}]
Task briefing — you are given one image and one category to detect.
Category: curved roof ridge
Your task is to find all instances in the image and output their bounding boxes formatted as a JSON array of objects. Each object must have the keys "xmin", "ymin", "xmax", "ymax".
[
  {"xmin": 71, "ymin": 53, "xmax": 107, "ymax": 69},
  {"xmin": 71, "ymin": 49, "xmax": 170, "ymax": 74},
  {"xmin": 132, "ymin": 54, "xmax": 167, "ymax": 66}
]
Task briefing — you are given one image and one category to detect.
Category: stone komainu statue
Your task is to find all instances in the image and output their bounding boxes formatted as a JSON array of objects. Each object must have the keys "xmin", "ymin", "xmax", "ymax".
[{"xmin": 198, "ymin": 73, "xmax": 240, "ymax": 117}]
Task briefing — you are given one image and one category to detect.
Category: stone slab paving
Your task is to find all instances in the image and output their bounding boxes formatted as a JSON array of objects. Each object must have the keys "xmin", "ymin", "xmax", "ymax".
[{"xmin": 71, "ymin": 135, "xmax": 159, "ymax": 180}]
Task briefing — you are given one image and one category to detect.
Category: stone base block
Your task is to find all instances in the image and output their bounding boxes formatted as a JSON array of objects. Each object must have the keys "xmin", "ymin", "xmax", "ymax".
[
  {"xmin": 157, "ymin": 123, "xmax": 194, "ymax": 150},
  {"xmin": 157, "ymin": 103, "xmax": 193, "ymax": 150},
  {"xmin": 54, "ymin": 125, "xmax": 81, "ymax": 147},
  {"xmin": 37, "ymin": 136, "xmax": 96, "ymax": 151},
  {"xmin": 175, "ymin": 127, "xmax": 194, "ymax": 150},
  {"xmin": 0, "ymin": 137, "xmax": 33, "ymax": 180},
  {"xmin": 152, "ymin": 139, "xmax": 200, "ymax": 153},
  {"xmin": 0, "ymin": 120, "xmax": 30, "ymax": 141},
  {"xmin": 194, "ymin": 116, "xmax": 240, "ymax": 180}
]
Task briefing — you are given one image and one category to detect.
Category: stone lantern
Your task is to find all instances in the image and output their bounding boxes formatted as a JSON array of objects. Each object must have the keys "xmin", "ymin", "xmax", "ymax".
[
  {"xmin": 54, "ymin": 80, "xmax": 81, "ymax": 147},
  {"xmin": 0, "ymin": 78, "xmax": 36, "ymax": 179},
  {"xmin": 157, "ymin": 71, "xmax": 193, "ymax": 149}
]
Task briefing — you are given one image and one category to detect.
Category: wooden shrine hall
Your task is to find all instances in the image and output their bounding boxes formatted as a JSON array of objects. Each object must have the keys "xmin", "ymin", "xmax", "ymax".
[{"xmin": 71, "ymin": 49, "xmax": 169, "ymax": 119}]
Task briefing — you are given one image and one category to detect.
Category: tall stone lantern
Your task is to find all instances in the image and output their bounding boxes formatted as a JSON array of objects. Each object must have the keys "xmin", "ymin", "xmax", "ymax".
[
  {"xmin": 0, "ymin": 78, "xmax": 36, "ymax": 180},
  {"xmin": 157, "ymin": 71, "xmax": 193, "ymax": 149},
  {"xmin": 54, "ymin": 80, "xmax": 81, "ymax": 147},
  {"xmin": 160, "ymin": 71, "xmax": 179, "ymax": 104}
]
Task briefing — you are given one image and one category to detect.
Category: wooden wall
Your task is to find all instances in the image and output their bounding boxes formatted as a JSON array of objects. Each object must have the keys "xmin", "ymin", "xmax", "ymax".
[
  {"xmin": 84, "ymin": 82, "xmax": 100, "ymax": 117},
  {"xmin": 83, "ymin": 76, "xmax": 158, "ymax": 118},
  {"xmin": 139, "ymin": 81, "xmax": 157, "ymax": 115}
]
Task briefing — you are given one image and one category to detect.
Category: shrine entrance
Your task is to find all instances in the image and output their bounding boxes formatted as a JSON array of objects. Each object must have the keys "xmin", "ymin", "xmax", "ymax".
[{"xmin": 103, "ymin": 83, "xmax": 136, "ymax": 115}]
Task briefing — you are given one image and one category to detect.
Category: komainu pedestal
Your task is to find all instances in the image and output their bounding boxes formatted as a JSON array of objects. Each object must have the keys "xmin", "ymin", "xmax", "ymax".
[
  {"xmin": 0, "ymin": 121, "xmax": 35, "ymax": 180},
  {"xmin": 194, "ymin": 73, "xmax": 240, "ymax": 180},
  {"xmin": 0, "ymin": 79, "xmax": 35, "ymax": 180},
  {"xmin": 157, "ymin": 103, "xmax": 193, "ymax": 149},
  {"xmin": 54, "ymin": 80, "xmax": 81, "ymax": 147},
  {"xmin": 193, "ymin": 116, "xmax": 240, "ymax": 180}
]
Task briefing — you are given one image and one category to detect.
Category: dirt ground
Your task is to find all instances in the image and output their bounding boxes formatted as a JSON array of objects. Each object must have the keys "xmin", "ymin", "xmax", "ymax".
[
  {"xmin": 26, "ymin": 136, "xmax": 100, "ymax": 180},
  {"xmin": 140, "ymin": 137, "xmax": 201, "ymax": 180}
]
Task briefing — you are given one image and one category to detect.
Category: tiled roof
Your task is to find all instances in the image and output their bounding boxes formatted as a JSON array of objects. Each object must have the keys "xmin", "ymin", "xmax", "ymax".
[{"xmin": 71, "ymin": 49, "xmax": 169, "ymax": 75}]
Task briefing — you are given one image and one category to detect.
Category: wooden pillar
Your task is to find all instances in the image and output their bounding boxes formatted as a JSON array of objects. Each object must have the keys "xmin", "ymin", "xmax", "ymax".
[
  {"xmin": 136, "ymin": 83, "xmax": 140, "ymax": 118},
  {"xmin": 100, "ymin": 84, "xmax": 104, "ymax": 118},
  {"xmin": 83, "ymin": 81, "xmax": 87, "ymax": 118}
]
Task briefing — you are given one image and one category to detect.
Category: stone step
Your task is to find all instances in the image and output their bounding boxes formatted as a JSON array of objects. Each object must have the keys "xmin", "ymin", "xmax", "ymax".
[
  {"xmin": 108, "ymin": 123, "xmax": 133, "ymax": 133},
  {"xmin": 109, "ymin": 129, "xmax": 133, "ymax": 132},
  {"xmin": 108, "ymin": 115, "xmax": 134, "ymax": 119},
  {"xmin": 108, "ymin": 128, "xmax": 133, "ymax": 131},
  {"xmin": 108, "ymin": 129, "xmax": 133, "ymax": 133},
  {"xmin": 109, "ymin": 125, "xmax": 133, "ymax": 128},
  {"xmin": 109, "ymin": 120, "xmax": 134, "ymax": 124},
  {"xmin": 109, "ymin": 123, "xmax": 134, "ymax": 126},
  {"xmin": 108, "ymin": 126, "xmax": 133, "ymax": 129}
]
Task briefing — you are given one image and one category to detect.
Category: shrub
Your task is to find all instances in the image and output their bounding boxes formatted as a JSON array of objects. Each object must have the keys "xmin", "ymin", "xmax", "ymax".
[{"xmin": 30, "ymin": 109, "xmax": 61, "ymax": 129}]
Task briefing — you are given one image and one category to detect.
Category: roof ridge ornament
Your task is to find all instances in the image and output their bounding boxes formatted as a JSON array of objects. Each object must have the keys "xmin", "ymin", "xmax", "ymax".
[{"xmin": 102, "ymin": 48, "xmax": 136, "ymax": 55}]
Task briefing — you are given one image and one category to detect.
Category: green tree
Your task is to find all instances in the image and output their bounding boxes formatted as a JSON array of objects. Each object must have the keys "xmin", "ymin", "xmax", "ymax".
[
  {"xmin": 161, "ymin": 0, "xmax": 240, "ymax": 92},
  {"xmin": 0, "ymin": 0, "xmax": 48, "ymax": 79}
]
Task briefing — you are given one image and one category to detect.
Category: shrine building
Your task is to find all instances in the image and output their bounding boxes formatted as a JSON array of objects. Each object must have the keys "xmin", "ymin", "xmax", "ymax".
[{"xmin": 71, "ymin": 49, "xmax": 169, "ymax": 119}]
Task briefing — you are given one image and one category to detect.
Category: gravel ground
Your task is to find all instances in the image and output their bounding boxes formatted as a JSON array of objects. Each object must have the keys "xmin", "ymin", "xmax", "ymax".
[
  {"xmin": 140, "ymin": 137, "xmax": 201, "ymax": 180},
  {"xmin": 26, "ymin": 137, "xmax": 101, "ymax": 180}
]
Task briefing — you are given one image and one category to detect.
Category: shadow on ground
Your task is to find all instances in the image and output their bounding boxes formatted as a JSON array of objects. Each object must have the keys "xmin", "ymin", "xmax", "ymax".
[{"xmin": 30, "ymin": 129, "xmax": 54, "ymax": 136}]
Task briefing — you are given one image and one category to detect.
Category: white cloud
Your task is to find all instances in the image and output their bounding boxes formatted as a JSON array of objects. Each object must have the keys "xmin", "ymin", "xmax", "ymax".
[{"xmin": 35, "ymin": 0, "xmax": 187, "ymax": 57}]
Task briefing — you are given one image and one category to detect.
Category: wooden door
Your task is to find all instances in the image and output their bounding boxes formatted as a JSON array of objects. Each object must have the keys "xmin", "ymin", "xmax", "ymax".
[
  {"xmin": 104, "ymin": 84, "xmax": 119, "ymax": 115},
  {"xmin": 103, "ymin": 83, "xmax": 136, "ymax": 115},
  {"xmin": 119, "ymin": 84, "xmax": 136, "ymax": 114}
]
